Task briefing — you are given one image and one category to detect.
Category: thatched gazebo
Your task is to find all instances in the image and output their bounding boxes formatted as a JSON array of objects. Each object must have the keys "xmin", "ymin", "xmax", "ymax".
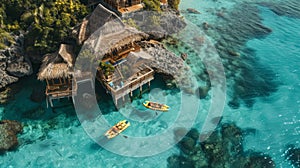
[{"xmin": 38, "ymin": 44, "xmax": 77, "ymax": 107}]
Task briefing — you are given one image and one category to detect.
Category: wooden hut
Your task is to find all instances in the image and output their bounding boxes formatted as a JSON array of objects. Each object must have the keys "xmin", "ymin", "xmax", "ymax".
[
  {"xmin": 81, "ymin": 11, "xmax": 154, "ymax": 106},
  {"xmin": 73, "ymin": 4, "xmax": 121, "ymax": 44},
  {"xmin": 38, "ymin": 44, "xmax": 77, "ymax": 107},
  {"xmin": 101, "ymin": 0, "xmax": 143, "ymax": 15},
  {"xmin": 73, "ymin": 4, "xmax": 154, "ymax": 106}
]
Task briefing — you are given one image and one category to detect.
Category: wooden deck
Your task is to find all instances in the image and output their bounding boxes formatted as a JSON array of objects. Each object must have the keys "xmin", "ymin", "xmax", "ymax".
[
  {"xmin": 118, "ymin": 4, "xmax": 144, "ymax": 14},
  {"xmin": 46, "ymin": 83, "xmax": 77, "ymax": 107},
  {"xmin": 97, "ymin": 64, "xmax": 154, "ymax": 106},
  {"xmin": 102, "ymin": 44, "xmax": 141, "ymax": 65}
]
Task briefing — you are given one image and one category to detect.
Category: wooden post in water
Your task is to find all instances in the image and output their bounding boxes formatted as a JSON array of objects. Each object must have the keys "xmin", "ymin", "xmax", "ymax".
[
  {"xmin": 148, "ymin": 81, "xmax": 151, "ymax": 90},
  {"xmin": 139, "ymin": 84, "xmax": 142, "ymax": 97}
]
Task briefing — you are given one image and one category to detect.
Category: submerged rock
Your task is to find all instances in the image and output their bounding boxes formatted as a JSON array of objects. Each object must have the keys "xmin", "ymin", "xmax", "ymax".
[
  {"xmin": 228, "ymin": 98, "xmax": 240, "ymax": 109},
  {"xmin": 187, "ymin": 8, "xmax": 201, "ymax": 14},
  {"xmin": 168, "ymin": 123, "xmax": 275, "ymax": 168},
  {"xmin": 202, "ymin": 22, "xmax": 210, "ymax": 30},
  {"xmin": 179, "ymin": 137, "xmax": 196, "ymax": 154},
  {"xmin": 167, "ymin": 155, "xmax": 194, "ymax": 168},
  {"xmin": 259, "ymin": 0, "xmax": 300, "ymax": 19},
  {"xmin": 209, "ymin": 3, "xmax": 278, "ymax": 108},
  {"xmin": 197, "ymin": 86, "xmax": 210, "ymax": 99},
  {"xmin": 221, "ymin": 123, "xmax": 243, "ymax": 141},
  {"xmin": 186, "ymin": 128, "xmax": 200, "ymax": 141},
  {"xmin": 0, "ymin": 120, "xmax": 23, "ymax": 153},
  {"xmin": 245, "ymin": 152, "xmax": 275, "ymax": 168},
  {"xmin": 228, "ymin": 50, "xmax": 240, "ymax": 57},
  {"xmin": 285, "ymin": 144, "xmax": 300, "ymax": 168}
]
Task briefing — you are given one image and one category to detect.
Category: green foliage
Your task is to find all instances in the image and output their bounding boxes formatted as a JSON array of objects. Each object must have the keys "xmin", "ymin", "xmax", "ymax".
[
  {"xmin": 123, "ymin": 18, "xmax": 139, "ymax": 29},
  {"xmin": 100, "ymin": 62, "xmax": 115, "ymax": 76},
  {"xmin": 142, "ymin": 0, "xmax": 161, "ymax": 12},
  {"xmin": 0, "ymin": 28, "xmax": 14, "ymax": 49},
  {"xmin": 0, "ymin": 0, "xmax": 89, "ymax": 54},
  {"xmin": 150, "ymin": 15, "xmax": 161, "ymax": 26},
  {"xmin": 168, "ymin": 0, "xmax": 181, "ymax": 10}
]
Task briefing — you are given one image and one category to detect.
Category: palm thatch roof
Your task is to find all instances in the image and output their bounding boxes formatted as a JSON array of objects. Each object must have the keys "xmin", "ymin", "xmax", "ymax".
[
  {"xmin": 84, "ymin": 19, "xmax": 149, "ymax": 60},
  {"xmin": 58, "ymin": 44, "xmax": 75, "ymax": 67},
  {"xmin": 74, "ymin": 4, "xmax": 123, "ymax": 44},
  {"xmin": 38, "ymin": 44, "xmax": 75, "ymax": 80}
]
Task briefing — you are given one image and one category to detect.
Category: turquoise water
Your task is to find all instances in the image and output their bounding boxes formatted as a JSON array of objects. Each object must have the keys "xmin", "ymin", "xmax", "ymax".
[
  {"xmin": 241, "ymin": 6, "xmax": 300, "ymax": 167},
  {"xmin": 1, "ymin": 0, "xmax": 300, "ymax": 167}
]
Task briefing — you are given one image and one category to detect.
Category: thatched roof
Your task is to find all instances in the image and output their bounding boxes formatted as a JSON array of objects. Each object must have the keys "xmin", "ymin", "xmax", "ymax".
[
  {"xmin": 58, "ymin": 44, "xmax": 75, "ymax": 67},
  {"xmin": 84, "ymin": 19, "xmax": 149, "ymax": 59},
  {"xmin": 38, "ymin": 44, "xmax": 75, "ymax": 80},
  {"xmin": 74, "ymin": 4, "xmax": 123, "ymax": 44}
]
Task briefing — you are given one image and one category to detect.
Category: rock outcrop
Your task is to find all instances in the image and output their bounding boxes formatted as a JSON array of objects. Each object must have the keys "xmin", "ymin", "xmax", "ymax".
[
  {"xmin": 124, "ymin": 10, "xmax": 186, "ymax": 40},
  {"xmin": 0, "ymin": 120, "xmax": 23, "ymax": 153},
  {"xmin": 0, "ymin": 32, "xmax": 32, "ymax": 89},
  {"xmin": 139, "ymin": 42, "xmax": 196, "ymax": 93},
  {"xmin": 187, "ymin": 8, "xmax": 201, "ymax": 14}
]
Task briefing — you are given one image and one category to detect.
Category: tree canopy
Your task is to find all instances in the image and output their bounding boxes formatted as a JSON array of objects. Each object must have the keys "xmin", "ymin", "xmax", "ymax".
[{"xmin": 0, "ymin": 0, "xmax": 88, "ymax": 54}]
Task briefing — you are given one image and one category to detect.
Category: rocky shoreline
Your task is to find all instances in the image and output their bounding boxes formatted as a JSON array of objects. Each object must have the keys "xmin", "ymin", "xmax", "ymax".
[
  {"xmin": 0, "ymin": 32, "xmax": 32, "ymax": 89},
  {"xmin": 139, "ymin": 41, "xmax": 195, "ymax": 93}
]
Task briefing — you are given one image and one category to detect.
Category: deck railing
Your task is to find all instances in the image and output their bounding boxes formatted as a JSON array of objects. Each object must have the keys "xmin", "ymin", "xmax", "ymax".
[{"xmin": 102, "ymin": 66, "xmax": 154, "ymax": 97}]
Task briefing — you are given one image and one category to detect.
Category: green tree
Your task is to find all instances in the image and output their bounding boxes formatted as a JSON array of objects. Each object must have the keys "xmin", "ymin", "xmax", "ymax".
[
  {"xmin": 142, "ymin": 0, "xmax": 161, "ymax": 12},
  {"xmin": 1, "ymin": 0, "xmax": 89, "ymax": 54},
  {"xmin": 168, "ymin": 0, "xmax": 181, "ymax": 11},
  {"xmin": 0, "ymin": 28, "xmax": 14, "ymax": 49}
]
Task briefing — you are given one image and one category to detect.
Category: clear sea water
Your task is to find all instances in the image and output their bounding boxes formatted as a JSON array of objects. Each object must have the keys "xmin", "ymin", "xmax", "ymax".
[{"xmin": 0, "ymin": 0, "xmax": 299, "ymax": 167}]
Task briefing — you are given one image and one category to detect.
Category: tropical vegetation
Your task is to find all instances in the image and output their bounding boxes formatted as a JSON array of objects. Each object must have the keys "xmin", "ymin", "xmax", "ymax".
[{"xmin": 0, "ymin": 0, "xmax": 88, "ymax": 54}]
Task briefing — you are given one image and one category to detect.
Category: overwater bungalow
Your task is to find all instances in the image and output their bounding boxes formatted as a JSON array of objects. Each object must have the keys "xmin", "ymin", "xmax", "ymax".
[
  {"xmin": 74, "ymin": 4, "xmax": 155, "ymax": 106},
  {"xmin": 38, "ymin": 44, "xmax": 77, "ymax": 107},
  {"xmin": 94, "ymin": 24, "xmax": 154, "ymax": 106}
]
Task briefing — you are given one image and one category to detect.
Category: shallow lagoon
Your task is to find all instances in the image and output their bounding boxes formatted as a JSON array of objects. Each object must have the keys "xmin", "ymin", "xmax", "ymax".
[{"xmin": 0, "ymin": 0, "xmax": 299, "ymax": 167}]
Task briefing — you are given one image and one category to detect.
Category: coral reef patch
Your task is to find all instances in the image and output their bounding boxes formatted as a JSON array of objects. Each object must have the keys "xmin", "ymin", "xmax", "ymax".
[{"xmin": 168, "ymin": 123, "xmax": 276, "ymax": 168}]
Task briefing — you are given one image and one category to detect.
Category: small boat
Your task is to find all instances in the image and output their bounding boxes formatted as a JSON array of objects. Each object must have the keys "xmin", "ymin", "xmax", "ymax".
[
  {"xmin": 105, "ymin": 120, "xmax": 130, "ymax": 139},
  {"xmin": 143, "ymin": 101, "xmax": 170, "ymax": 112}
]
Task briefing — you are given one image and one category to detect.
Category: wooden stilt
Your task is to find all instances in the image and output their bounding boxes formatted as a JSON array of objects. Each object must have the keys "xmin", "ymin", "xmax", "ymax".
[
  {"xmin": 46, "ymin": 96, "xmax": 49, "ymax": 108},
  {"xmin": 49, "ymin": 97, "xmax": 54, "ymax": 107}
]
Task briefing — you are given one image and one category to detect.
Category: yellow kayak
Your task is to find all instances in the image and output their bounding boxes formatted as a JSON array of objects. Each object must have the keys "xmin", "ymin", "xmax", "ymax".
[
  {"xmin": 143, "ymin": 101, "xmax": 170, "ymax": 112},
  {"xmin": 105, "ymin": 120, "xmax": 130, "ymax": 139}
]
